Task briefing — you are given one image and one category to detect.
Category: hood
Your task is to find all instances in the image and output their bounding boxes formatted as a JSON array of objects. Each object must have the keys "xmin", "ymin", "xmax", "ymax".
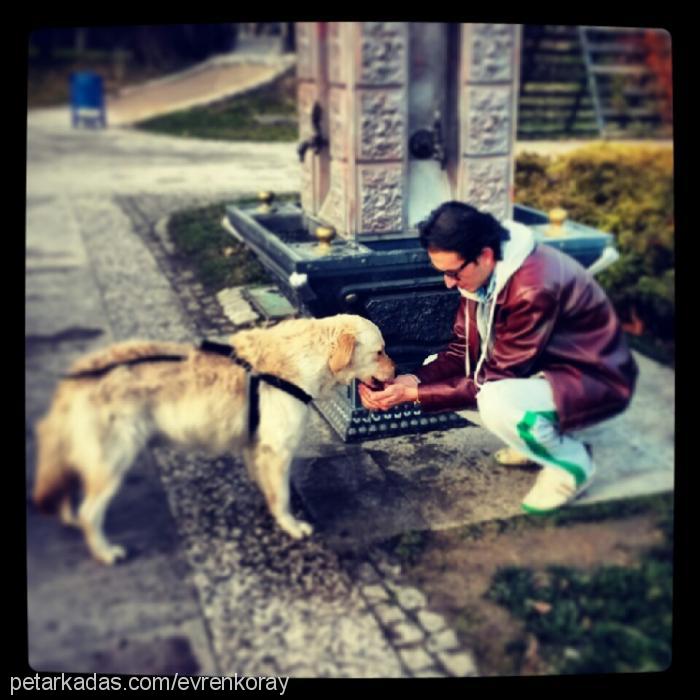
[
  {"xmin": 493, "ymin": 219, "xmax": 536, "ymax": 296},
  {"xmin": 462, "ymin": 220, "xmax": 536, "ymax": 387}
]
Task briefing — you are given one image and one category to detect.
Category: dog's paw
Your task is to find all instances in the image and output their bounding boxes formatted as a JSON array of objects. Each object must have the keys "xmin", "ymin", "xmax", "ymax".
[
  {"xmin": 279, "ymin": 516, "xmax": 314, "ymax": 540},
  {"xmin": 94, "ymin": 544, "xmax": 128, "ymax": 566}
]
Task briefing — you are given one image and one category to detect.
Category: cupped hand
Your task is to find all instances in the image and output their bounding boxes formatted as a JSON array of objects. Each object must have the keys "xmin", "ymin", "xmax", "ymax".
[{"xmin": 358, "ymin": 374, "xmax": 419, "ymax": 411}]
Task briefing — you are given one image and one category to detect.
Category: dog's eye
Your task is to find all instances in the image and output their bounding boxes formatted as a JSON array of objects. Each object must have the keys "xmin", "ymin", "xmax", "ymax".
[{"xmin": 377, "ymin": 350, "xmax": 384, "ymax": 356}]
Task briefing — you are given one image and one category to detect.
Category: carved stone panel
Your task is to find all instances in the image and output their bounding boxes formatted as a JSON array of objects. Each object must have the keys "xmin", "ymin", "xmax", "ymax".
[
  {"xmin": 358, "ymin": 22, "xmax": 407, "ymax": 86},
  {"xmin": 357, "ymin": 89, "xmax": 406, "ymax": 161},
  {"xmin": 296, "ymin": 23, "xmax": 315, "ymax": 81},
  {"xmin": 464, "ymin": 24, "xmax": 516, "ymax": 83},
  {"xmin": 327, "ymin": 22, "xmax": 347, "ymax": 85},
  {"xmin": 358, "ymin": 165, "xmax": 404, "ymax": 233},
  {"xmin": 298, "ymin": 82, "xmax": 319, "ymax": 213},
  {"xmin": 320, "ymin": 160, "xmax": 348, "ymax": 234},
  {"xmin": 463, "ymin": 85, "xmax": 513, "ymax": 155},
  {"xmin": 329, "ymin": 87, "xmax": 348, "ymax": 161},
  {"xmin": 297, "ymin": 82, "xmax": 317, "ymax": 141},
  {"xmin": 301, "ymin": 157, "xmax": 315, "ymax": 214},
  {"xmin": 459, "ymin": 157, "xmax": 511, "ymax": 221}
]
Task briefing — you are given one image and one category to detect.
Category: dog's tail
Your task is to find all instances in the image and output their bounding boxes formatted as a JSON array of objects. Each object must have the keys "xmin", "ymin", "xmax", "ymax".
[
  {"xmin": 32, "ymin": 415, "xmax": 79, "ymax": 515},
  {"xmin": 67, "ymin": 340, "xmax": 190, "ymax": 378}
]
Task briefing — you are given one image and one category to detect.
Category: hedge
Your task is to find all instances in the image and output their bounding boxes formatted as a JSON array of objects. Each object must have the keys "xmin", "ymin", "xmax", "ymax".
[{"xmin": 514, "ymin": 143, "xmax": 674, "ymax": 363}]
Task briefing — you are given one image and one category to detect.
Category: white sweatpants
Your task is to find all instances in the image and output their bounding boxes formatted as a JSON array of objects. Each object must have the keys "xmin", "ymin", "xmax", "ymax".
[{"xmin": 475, "ymin": 377, "xmax": 594, "ymax": 487}]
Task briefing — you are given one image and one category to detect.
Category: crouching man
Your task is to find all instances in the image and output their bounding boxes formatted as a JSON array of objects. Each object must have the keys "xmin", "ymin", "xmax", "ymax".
[{"xmin": 359, "ymin": 201, "xmax": 638, "ymax": 514}]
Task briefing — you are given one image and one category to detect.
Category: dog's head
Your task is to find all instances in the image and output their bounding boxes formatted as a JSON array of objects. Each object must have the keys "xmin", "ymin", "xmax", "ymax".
[{"xmin": 327, "ymin": 315, "xmax": 395, "ymax": 388}]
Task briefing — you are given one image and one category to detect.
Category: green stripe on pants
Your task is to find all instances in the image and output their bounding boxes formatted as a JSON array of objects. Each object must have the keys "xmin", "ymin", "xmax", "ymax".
[{"xmin": 516, "ymin": 411, "xmax": 587, "ymax": 486}]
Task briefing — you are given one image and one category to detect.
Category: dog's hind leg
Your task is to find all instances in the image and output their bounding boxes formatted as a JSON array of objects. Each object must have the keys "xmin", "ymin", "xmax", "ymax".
[
  {"xmin": 58, "ymin": 495, "xmax": 80, "ymax": 528},
  {"xmin": 253, "ymin": 444, "xmax": 313, "ymax": 540},
  {"xmin": 78, "ymin": 466, "xmax": 128, "ymax": 565}
]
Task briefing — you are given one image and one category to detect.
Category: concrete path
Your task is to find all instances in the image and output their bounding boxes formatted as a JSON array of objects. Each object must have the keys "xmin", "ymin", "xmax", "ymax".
[
  {"xmin": 25, "ymin": 58, "xmax": 674, "ymax": 678},
  {"xmin": 107, "ymin": 52, "xmax": 296, "ymax": 126}
]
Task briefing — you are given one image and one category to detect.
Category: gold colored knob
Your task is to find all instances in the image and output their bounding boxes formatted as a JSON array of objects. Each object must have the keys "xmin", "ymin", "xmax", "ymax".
[
  {"xmin": 315, "ymin": 226, "xmax": 336, "ymax": 253},
  {"xmin": 546, "ymin": 207, "xmax": 568, "ymax": 237},
  {"xmin": 257, "ymin": 191, "xmax": 275, "ymax": 214}
]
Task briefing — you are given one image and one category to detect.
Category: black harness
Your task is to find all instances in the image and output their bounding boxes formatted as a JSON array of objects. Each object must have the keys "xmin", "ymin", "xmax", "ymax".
[
  {"xmin": 64, "ymin": 340, "xmax": 314, "ymax": 440},
  {"xmin": 199, "ymin": 340, "xmax": 314, "ymax": 439}
]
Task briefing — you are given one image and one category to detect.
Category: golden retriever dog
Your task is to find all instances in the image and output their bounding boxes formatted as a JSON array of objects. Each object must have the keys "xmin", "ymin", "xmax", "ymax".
[{"xmin": 33, "ymin": 314, "xmax": 394, "ymax": 564}]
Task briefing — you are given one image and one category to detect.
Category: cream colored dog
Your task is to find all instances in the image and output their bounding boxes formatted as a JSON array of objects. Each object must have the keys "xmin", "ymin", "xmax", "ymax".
[{"xmin": 33, "ymin": 314, "xmax": 395, "ymax": 564}]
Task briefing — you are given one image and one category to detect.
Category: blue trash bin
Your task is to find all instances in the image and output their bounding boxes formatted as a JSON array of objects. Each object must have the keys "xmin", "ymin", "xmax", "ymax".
[{"xmin": 70, "ymin": 72, "xmax": 106, "ymax": 128}]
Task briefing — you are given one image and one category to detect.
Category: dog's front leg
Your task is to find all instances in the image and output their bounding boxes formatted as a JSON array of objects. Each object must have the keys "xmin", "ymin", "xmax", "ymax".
[{"xmin": 253, "ymin": 444, "xmax": 313, "ymax": 539}]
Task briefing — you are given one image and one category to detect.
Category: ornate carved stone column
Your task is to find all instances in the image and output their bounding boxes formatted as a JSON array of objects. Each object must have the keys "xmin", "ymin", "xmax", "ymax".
[
  {"xmin": 458, "ymin": 23, "xmax": 522, "ymax": 221},
  {"xmin": 298, "ymin": 22, "xmax": 521, "ymax": 235},
  {"xmin": 302, "ymin": 22, "xmax": 409, "ymax": 239}
]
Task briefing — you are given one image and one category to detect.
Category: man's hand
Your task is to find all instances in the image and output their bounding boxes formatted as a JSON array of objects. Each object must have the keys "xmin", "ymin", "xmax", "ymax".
[{"xmin": 358, "ymin": 374, "xmax": 419, "ymax": 411}]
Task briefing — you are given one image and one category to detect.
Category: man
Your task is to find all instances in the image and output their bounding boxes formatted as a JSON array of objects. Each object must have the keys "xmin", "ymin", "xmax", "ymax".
[{"xmin": 359, "ymin": 201, "xmax": 638, "ymax": 514}]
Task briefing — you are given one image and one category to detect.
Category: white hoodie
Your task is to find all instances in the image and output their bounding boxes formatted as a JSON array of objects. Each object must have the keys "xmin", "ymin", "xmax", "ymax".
[{"xmin": 458, "ymin": 220, "xmax": 535, "ymax": 387}]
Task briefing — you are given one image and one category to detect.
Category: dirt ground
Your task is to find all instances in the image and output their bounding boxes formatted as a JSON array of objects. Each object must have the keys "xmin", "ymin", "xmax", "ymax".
[{"xmin": 393, "ymin": 511, "xmax": 667, "ymax": 676}]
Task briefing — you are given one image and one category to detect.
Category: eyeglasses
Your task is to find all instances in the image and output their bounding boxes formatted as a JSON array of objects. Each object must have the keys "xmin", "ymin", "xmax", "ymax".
[{"xmin": 433, "ymin": 258, "xmax": 475, "ymax": 279}]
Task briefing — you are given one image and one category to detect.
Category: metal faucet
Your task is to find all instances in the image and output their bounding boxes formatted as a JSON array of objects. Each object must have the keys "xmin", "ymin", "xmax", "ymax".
[{"xmin": 297, "ymin": 102, "xmax": 328, "ymax": 162}]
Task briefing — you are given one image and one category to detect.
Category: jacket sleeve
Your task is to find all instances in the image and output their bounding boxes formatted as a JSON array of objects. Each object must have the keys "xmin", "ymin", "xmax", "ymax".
[{"xmin": 412, "ymin": 297, "xmax": 480, "ymax": 412}]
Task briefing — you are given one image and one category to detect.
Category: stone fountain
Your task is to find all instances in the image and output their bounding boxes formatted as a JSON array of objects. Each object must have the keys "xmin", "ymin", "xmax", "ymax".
[{"xmin": 223, "ymin": 22, "xmax": 616, "ymax": 441}]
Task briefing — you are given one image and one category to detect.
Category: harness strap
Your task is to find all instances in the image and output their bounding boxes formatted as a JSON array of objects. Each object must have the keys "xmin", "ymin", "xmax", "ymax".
[{"xmin": 198, "ymin": 340, "xmax": 313, "ymax": 439}]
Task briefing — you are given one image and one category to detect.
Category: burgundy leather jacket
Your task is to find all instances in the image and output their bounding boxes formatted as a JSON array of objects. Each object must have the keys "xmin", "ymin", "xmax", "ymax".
[{"xmin": 413, "ymin": 242, "xmax": 638, "ymax": 433}]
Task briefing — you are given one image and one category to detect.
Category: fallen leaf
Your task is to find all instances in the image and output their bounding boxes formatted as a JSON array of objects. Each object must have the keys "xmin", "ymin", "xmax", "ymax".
[{"xmin": 531, "ymin": 600, "xmax": 552, "ymax": 614}]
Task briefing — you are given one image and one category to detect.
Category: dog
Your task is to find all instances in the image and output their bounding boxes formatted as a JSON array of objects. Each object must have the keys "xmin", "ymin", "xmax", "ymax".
[{"xmin": 33, "ymin": 314, "xmax": 395, "ymax": 564}]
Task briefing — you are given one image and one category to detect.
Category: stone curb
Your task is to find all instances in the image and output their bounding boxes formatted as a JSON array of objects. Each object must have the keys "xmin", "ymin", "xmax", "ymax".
[{"xmin": 355, "ymin": 553, "xmax": 479, "ymax": 677}]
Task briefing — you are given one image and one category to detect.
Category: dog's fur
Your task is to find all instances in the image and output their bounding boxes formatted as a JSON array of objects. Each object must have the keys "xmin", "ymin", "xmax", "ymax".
[{"xmin": 33, "ymin": 314, "xmax": 395, "ymax": 564}]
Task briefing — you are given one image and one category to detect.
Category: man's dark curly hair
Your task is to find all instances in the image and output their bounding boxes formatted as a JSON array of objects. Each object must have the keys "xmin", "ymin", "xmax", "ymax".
[{"xmin": 417, "ymin": 201, "xmax": 510, "ymax": 262}]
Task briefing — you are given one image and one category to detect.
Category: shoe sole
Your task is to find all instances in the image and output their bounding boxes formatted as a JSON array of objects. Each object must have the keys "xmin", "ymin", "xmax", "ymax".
[
  {"xmin": 494, "ymin": 449, "xmax": 536, "ymax": 467},
  {"xmin": 520, "ymin": 472, "xmax": 596, "ymax": 516}
]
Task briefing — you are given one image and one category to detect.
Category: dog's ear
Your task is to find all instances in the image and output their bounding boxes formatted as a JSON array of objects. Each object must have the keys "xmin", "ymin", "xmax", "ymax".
[{"xmin": 329, "ymin": 331, "xmax": 356, "ymax": 374}]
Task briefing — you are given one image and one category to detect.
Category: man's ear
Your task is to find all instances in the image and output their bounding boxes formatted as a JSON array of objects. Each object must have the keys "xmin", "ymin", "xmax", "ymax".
[{"xmin": 329, "ymin": 332, "xmax": 356, "ymax": 374}]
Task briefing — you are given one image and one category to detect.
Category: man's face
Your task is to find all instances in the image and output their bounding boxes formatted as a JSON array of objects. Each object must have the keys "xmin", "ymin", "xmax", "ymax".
[{"xmin": 428, "ymin": 247, "xmax": 496, "ymax": 292}]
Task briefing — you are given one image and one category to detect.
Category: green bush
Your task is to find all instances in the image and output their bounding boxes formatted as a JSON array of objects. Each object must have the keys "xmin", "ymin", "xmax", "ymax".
[{"xmin": 515, "ymin": 144, "xmax": 674, "ymax": 361}]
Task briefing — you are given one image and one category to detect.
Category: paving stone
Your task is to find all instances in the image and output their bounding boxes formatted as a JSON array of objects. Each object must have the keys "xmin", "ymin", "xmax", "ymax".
[
  {"xmin": 361, "ymin": 584, "xmax": 390, "ymax": 604},
  {"xmin": 397, "ymin": 647, "xmax": 434, "ymax": 673},
  {"xmin": 372, "ymin": 603, "xmax": 407, "ymax": 628},
  {"xmin": 372, "ymin": 558, "xmax": 402, "ymax": 579},
  {"xmin": 355, "ymin": 562, "xmax": 381, "ymax": 584},
  {"xmin": 390, "ymin": 621, "xmax": 426, "ymax": 647},
  {"xmin": 217, "ymin": 287, "xmax": 260, "ymax": 326},
  {"xmin": 412, "ymin": 667, "xmax": 447, "ymax": 678},
  {"xmin": 436, "ymin": 650, "xmax": 479, "ymax": 677},
  {"xmin": 392, "ymin": 586, "xmax": 428, "ymax": 611},
  {"xmin": 416, "ymin": 609, "xmax": 448, "ymax": 634},
  {"xmin": 426, "ymin": 629, "xmax": 461, "ymax": 653}
]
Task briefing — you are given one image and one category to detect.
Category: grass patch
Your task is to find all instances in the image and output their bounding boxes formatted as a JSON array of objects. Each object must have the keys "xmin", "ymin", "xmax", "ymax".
[
  {"xmin": 135, "ymin": 70, "xmax": 298, "ymax": 142},
  {"xmin": 483, "ymin": 493, "xmax": 673, "ymax": 674},
  {"xmin": 382, "ymin": 529, "xmax": 431, "ymax": 567},
  {"xmin": 167, "ymin": 199, "xmax": 300, "ymax": 293}
]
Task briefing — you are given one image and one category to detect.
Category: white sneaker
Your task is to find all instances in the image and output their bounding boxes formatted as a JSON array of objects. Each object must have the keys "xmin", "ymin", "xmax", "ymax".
[
  {"xmin": 494, "ymin": 447, "xmax": 535, "ymax": 466},
  {"xmin": 521, "ymin": 463, "xmax": 596, "ymax": 515}
]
